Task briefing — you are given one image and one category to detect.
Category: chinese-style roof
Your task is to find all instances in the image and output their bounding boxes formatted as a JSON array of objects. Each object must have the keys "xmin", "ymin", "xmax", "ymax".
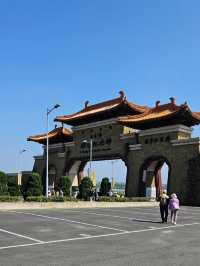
[
  {"xmin": 27, "ymin": 127, "xmax": 73, "ymax": 145},
  {"xmin": 118, "ymin": 98, "xmax": 200, "ymax": 129},
  {"xmin": 55, "ymin": 91, "xmax": 150, "ymax": 126}
]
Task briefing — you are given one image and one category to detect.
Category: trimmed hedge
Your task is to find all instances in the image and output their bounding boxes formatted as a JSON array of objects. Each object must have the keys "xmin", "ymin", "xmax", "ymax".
[
  {"xmin": 25, "ymin": 196, "xmax": 79, "ymax": 202},
  {"xmin": 98, "ymin": 196, "xmax": 152, "ymax": 202},
  {"xmin": 0, "ymin": 196, "xmax": 22, "ymax": 202}
]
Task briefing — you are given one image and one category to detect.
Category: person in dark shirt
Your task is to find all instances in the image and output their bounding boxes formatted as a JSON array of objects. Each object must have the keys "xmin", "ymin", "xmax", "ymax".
[{"xmin": 159, "ymin": 190, "xmax": 169, "ymax": 223}]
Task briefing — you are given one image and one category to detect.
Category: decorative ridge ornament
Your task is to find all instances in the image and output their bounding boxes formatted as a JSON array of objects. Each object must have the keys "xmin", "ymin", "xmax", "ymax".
[
  {"xmin": 119, "ymin": 90, "xmax": 125, "ymax": 100},
  {"xmin": 180, "ymin": 101, "xmax": 189, "ymax": 111},
  {"xmin": 155, "ymin": 101, "xmax": 160, "ymax": 107},
  {"xmin": 85, "ymin": 100, "xmax": 89, "ymax": 108},
  {"xmin": 169, "ymin": 97, "xmax": 176, "ymax": 104}
]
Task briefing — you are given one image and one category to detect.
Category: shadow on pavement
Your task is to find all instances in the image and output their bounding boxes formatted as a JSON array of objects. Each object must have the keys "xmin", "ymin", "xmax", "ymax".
[{"xmin": 130, "ymin": 218, "xmax": 162, "ymax": 224}]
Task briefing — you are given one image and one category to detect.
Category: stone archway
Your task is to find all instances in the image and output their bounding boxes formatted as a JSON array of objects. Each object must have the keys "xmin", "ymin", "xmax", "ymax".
[
  {"xmin": 138, "ymin": 155, "xmax": 171, "ymax": 199},
  {"xmin": 79, "ymin": 158, "xmax": 127, "ymax": 190}
]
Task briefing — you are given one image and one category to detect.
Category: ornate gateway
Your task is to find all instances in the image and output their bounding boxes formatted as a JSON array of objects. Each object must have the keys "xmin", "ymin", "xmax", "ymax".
[{"xmin": 28, "ymin": 91, "xmax": 200, "ymax": 205}]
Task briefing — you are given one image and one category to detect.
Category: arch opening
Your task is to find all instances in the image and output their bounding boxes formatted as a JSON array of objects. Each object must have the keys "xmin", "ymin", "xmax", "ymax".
[
  {"xmin": 82, "ymin": 159, "xmax": 127, "ymax": 193},
  {"xmin": 139, "ymin": 156, "xmax": 170, "ymax": 199}
]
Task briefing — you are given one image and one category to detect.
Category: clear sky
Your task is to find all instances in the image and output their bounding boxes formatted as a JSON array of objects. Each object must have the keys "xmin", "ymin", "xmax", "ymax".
[{"xmin": 0, "ymin": 0, "xmax": 200, "ymax": 182}]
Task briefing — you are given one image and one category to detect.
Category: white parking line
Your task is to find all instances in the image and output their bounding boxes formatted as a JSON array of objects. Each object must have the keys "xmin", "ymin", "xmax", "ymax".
[
  {"xmin": 69, "ymin": 209, "xmax": 194, "ymax": 221},
  {"xmin": 10, "ymin": 211, "xmax": 126, "ymax": 232},
  {"xmin": 0, "ymin": 222, "xmax": 199, "ymax": 251},
  {"xmin": 0, "ymin": 228, "xmax": 43, "ymax": 243},
  {"xmin": 79, "ymin": 234, "xmax": 91, "ymax": 237},
  {"xmin": 69, "ymin": 210, "xmax": 161, "ymax": 225},
  {"xmin": 91, "ymin": 208, "xmax": 199, "ymax": 219},
  {"xmin": 100, "ymin": 208, "xmax": 160, "ymax": 216}
]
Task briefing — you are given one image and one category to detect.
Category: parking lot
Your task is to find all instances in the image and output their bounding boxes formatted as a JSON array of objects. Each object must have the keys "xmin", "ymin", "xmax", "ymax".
[{"xmin": 0, "ymin": 206, "xmax": 200, "ymax": 266}]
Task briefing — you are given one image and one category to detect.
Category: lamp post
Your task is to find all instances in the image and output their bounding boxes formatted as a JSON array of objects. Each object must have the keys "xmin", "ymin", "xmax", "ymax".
[
  {"xmin": 18, "ymin": 149, "xmax": 26, "ymax": 185},
  {"xmin": 46, "ymin": 104, "xmax": 60, "ymax": 197}
]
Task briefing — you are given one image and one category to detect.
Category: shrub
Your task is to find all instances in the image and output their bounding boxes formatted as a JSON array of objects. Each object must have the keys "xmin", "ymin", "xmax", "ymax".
[
  {"xmin": 7, "ymin": 176, "xmax": 21, "ymax": 196},
  {"xmin": 25, "ymin": 196, "xmax": 79, "ymax": 202},
  {"xmin": 0, "ymin": 196, "xmax": 21, "ymax": 202},
  {"xmin": 100, "ymin": 177, "xmax": 111, "ymax": 196},
  {"xmin": 59, "ymin": 176, "xmax": 72, "ymax": 196},
  {"xmin": 0, "ymin": 171, "xmax": 8, "ymax": 195},
  {"xmin": 25, "ymin": 196, "xmax": 48, "ymax": 202},
  {"xmin": 79, "ymin": 177, "xmax": 93, "ymax": 200},
  {"xmin": 23, "ymin": 172, "xmax": 43, "ymax": 198},
  {"xmin": 98, "ymin": 196, "xmax": 151, "ymax": 202}
]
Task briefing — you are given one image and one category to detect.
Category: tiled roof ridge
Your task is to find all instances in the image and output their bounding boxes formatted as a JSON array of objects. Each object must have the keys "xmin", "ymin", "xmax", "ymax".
[
  {"xmin": 27, "ymin": 126, "xmax": 72, "ymax": 141},
  {"xmin": 126, "ymin": 101, "xmax": 150, "ymax": 111},
  {"xmin": 118, "ymin": 99, "xmax": 191, "ymax": 122},
  {"xmin": 191, "ymin": 112, "xmax": 200, "ymax": 119},
  {"xmin": 55, "ymin": 91, "xmax": 150, "ymax": 122},
  {"xmin": 194, "ymin": 112, "xmax": 200, "ymax": 116},
  {"xmin": 82, "ymin": 96, "xmax": 123, "ymax": 112},
  {"xmin": 55, "ymin": 95, "xmax": 123, "ymax": 121}
]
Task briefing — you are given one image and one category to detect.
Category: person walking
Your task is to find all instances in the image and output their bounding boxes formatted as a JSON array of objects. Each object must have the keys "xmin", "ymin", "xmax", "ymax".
[
  {"xmin": 159, "ymin": 189, "xmax": 169, "ymax": 223},
  {"xmin": 169, "ymin": 193, "xmax": 180, "ymax": 225}
]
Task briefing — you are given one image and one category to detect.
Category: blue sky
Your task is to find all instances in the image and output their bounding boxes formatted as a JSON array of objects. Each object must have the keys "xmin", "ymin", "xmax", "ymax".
[{"xmin": 0, "ymin": 0, "xmax": 200, "ymax": 182}]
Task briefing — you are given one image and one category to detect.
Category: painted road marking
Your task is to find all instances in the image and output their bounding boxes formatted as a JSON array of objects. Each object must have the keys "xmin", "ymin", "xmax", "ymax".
[
  {"xmin": 161, "ymin": 230, "xmax": 174, "ymax": 234},
  {"xmin": 0, "ymin": 228, "xmax": 43, "ymax": 243},
  {"xmin": 0, "ymin": 222, "xmax": 199, "ymax": 251},
  {"xmin": 10, "ymin": 211, "xmax": 127, "ymax": 232},
  {"xmin": 86, "ymin": 208, "xmax": 198, "ymax": 220},
  {"xmin": 71, "ymin": 210, "xmax": 161, "ymax": 224},
  {"xmin": 64, "ymin": 208, "xmax": 160, "ymax": 217}
]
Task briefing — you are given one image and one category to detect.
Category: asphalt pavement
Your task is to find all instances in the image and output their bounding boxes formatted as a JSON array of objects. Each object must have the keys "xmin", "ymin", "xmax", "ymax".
[{"xmin": 0, "ymin": 206, "xmax": 200, "ymax": 266}]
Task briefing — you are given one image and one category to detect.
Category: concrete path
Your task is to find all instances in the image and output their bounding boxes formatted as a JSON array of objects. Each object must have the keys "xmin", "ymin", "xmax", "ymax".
[{"xmin": 0, "ymin": 201, "xmax": 159, "ymax": 210}]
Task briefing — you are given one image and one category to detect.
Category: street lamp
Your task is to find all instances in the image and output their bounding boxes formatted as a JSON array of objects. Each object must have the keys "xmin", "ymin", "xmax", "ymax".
[
  {"xmin": 46, "ymin": 104, "xmax": 60, "ymax": 197},
  {"xmin": 82, "ymin": 139, "xmax": 93, "ymax": 179},
  {"xmin": 18, "ymin": 149, "xmax": 26, "ymax": 185}
]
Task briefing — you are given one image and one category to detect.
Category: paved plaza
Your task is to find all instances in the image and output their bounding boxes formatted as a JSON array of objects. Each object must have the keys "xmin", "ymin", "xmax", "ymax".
[{"xmin": 0, "ymin": 206, "xmax": 200, "ymax": 266}]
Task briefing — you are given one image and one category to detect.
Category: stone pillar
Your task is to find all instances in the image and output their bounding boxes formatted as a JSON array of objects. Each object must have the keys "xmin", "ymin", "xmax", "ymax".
[{"xmin": 126, "ymin": 159, "xmax": 140, "ymax": 197}]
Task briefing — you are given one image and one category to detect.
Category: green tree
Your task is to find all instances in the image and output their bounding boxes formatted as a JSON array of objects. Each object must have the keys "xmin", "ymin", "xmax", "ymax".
[
  {"xmin": 100, "ymin": 177, "xmax": 111, "ymax": 196},
  {"xmin": 59, "ymin": 176, "xmax": 72, "ymax": 196},
  {"xmin": 79, "ymin": 177, "xmax": 93, "ymax": 200},
  {"xmin": 0, "ymin": 171, "xmax": 8, "ymax": 195},
  {"xmin": 7, "ymin": 176, "xmax": 21, "ymax": 196},
  {"xmin": 24, "ymin": 172, "xmax": 43, "ymax": 197}
]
